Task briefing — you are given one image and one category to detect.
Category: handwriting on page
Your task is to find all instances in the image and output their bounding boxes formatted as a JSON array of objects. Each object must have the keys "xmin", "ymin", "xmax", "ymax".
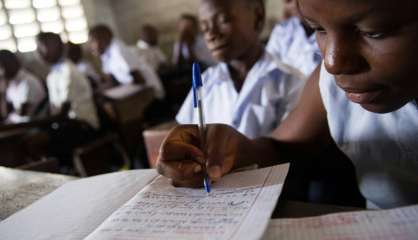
[{"xmin": 87, "ymin": 176, "xmax": 266, "ymax": 240}]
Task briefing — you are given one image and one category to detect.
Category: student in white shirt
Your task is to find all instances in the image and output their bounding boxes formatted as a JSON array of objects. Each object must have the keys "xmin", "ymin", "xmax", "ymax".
[
  {"xmin": 0, "ymin": 50, "xmax": 46, "ymax": 123},
  {"xmin": 157, "ymin": 0, "xmax": 418, "ymax": 209},
  {"xmin": 266, "ymin": 0, "xmax": 321, "ymax": 77},
  {"xmin": 176, "ymin": 0, "xmax": 305, "ymax": 139},
  {"xmin": 36, "ymin": 32, "xmax": 99, "ymax": 129},
  {"xmin": 172, "ymin": 14, "xmax": 216, "ymax": 68},
  {"xmin": 136, "ymin": 24, "xmax": 168, "ymax": 71},
  {"xmin": 88, "ymin": 25, "xmax": 165, "ymax": 99}
]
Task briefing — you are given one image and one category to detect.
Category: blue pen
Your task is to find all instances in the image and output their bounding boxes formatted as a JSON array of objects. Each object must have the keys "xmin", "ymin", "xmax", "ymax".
[{"xmin": 192, "ymin": 62, "xmax": 211, "ymax": 193}]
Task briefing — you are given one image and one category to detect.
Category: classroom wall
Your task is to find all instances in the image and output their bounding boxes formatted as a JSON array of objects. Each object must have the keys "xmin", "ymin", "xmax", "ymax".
[{"xmin": 80, "ymin": 0, "xmax": 284, "ymax": 54}]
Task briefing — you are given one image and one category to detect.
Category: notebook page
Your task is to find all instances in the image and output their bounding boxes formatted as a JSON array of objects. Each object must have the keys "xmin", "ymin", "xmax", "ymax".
[
  {"xmin": 85, "ymin": 164, "xmax": 289, "ymax": 240},
  {"xmin": 0, "ymin": 170, "xmax": 158, "ymax": 240},
  {"xmin": 263, "ymin": 204, "xmax": 418, "ymax": 240}
]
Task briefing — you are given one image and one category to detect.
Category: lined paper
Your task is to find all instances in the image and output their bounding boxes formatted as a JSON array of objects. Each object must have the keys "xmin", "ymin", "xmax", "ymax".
[{"xmin": 85, "ymin": 164, "xmax": 289, "ymax": 240}]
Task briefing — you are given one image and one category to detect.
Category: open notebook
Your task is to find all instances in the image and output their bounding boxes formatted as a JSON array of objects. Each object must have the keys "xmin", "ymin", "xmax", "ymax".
[{"xmin": 0, "ymin": 164, "xmax": 289, "ymax": 240}]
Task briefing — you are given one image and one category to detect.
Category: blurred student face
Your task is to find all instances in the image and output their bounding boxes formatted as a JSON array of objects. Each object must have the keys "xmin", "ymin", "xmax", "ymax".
[
  {"xmin": 199, "ymin": 0, "xmax": 263, "ymax": 62},
  {"xmin": 37, "ymin": 40, "xmax": 63, "ymax": 64},
  {"xmin": 88, "ymin": 36, "xmax": 108, "ymax": 57},
  {"xmin": 299, "ymin": 0, "xmax": 418, "ymax": 113}
]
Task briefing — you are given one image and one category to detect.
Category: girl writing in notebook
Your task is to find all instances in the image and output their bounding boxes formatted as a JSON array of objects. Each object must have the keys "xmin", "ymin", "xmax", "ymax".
[{"xmin": 157, "ymin": 0, "xmax": 418, "ymax": 209}]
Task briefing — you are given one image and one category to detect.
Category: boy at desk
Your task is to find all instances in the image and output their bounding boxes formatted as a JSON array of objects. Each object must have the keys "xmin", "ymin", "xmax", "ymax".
[
  {"xmin": 176, "ymin": 0, "xmax": 305, "ymax": 139},
  {"xmin": 0, "ymin": 50, "xmax": 46, "ymax": 123},
  {"xmin": 88, "ymin": 25, "xmax": 165, "ymax": 100},
  {"xmin": 36, "ymin": 32, "xmax": 99, "ymax": 129},
  {"xmin": 158, "ymin": 0, "xmax": 418, "ymax": 209}
]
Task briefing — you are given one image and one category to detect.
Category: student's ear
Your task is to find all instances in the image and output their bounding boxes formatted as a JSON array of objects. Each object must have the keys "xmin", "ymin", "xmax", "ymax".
[{"xmin": 254, "ymin": 3, "xmax": 266, "ymax": 33}]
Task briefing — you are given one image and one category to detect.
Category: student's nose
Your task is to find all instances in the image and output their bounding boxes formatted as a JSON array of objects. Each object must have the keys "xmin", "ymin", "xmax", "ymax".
[
  {"xmin": 204, "ymin": 22, "xmax": 220, "ymax": 42},
  {"xmin": 323, "ymin": 33, "xmax": 364, "ymax": 75}
]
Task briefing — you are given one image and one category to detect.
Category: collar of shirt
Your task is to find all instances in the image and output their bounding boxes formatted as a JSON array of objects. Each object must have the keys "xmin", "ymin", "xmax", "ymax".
[{"xmin": 203, "ymin": 50, "xmax": 278, "ymax": 102}]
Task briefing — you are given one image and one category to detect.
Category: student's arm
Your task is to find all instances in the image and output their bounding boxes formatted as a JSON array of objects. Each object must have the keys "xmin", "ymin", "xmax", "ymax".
[
  {"xmin": 157, "ymin": 65, "xmax": 335, "ymax": 187},
  {"xmin": 0, "ymin": 81, "xmax": 10, "ymax": 120}
]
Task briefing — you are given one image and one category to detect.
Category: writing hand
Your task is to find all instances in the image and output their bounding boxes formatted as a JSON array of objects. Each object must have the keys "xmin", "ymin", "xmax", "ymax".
[{"xmin": 157, "ymin": 124, "xmax": 251, "ymax": 188}]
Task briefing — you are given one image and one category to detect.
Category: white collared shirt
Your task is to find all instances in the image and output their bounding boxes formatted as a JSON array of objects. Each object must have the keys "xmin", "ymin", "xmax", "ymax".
[
  {"xmin": 6, "ymin": 69, "xmax": 46, "ymax": 122},
  {"xmin": 319, "ymin": 62, "xmax": 418, "ymax": 209},
  {"xmin": 176, "ymin": 51, "xmax": 305, "ymax": 139},
  {"xmin": 267, "ymin": 17, "xmax": 322, "ymax": 77},
  {"xmin": 101, "ymin": 39, "xmax": 165, "ymax": 99},
  {"xmin": 47, "ymin": 60, "xmax": 99, "ymax": 128}
]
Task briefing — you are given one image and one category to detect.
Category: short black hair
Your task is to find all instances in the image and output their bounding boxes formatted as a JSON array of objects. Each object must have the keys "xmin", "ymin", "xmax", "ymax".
[
  {"xmin": 0, "ymin": 50, "xmax": 21, "ymax": 79},
  {"xmin": 89, "ymin": 24, "xmax": 113, "ymax": 40},
  {"xmin": 36, "ymin": 32, "xmax": 63, "ymax": 47}
]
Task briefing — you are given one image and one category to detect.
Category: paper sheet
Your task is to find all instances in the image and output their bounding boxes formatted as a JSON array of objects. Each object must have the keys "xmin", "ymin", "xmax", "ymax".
[
  {"xmin": 85, "ymin": 164, "xmax": 289, "ymax": 240},
  {"xmin": 263, "ymin": 204, "xmax": 418, "ymax": 240},
  {"xmin": 0, "ymin": 170, "xmax": 158, "ymax": 240}
]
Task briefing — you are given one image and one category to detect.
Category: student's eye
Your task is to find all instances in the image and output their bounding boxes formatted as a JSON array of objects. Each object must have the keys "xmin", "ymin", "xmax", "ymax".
[
  {"xmin": 313, "ymin": 27, "xmax": 327, "ymax": 35},
  {"xmin": 218, "ymin": 15, "xmax": 231, "ymax": 24},
  {"xmin": 361, "ymin": 31, "xmax": 386, "ymax": 39}
]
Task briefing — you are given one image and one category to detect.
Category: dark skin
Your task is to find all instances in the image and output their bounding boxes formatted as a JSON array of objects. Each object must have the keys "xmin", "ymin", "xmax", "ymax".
[
  {"xmin": 157, "ymin": 0, "xmax": 418, "ymax": 188},
  {"xmin": 88, "ymin": 35, "xmax": 145, "ymax": 85},
  {"xmin": 199, "ymin": 0, "xmax": 265, "ymax": 91}
]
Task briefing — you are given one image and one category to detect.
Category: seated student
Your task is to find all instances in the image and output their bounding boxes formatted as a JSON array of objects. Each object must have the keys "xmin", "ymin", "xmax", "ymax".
[
  {"xmin": 266, "ymin": 0, "xmax": 321, "ymax": 77},
  {"xmin": 0, "ymin": 50, "xmax": 46, "ymax": 123},
  {"xmin": 88, "ymin": 25, "xmax": 165, "ymax": 100},
  {"xmin": 172, "ymin": 14, "xmax": 216, "ymax": 68},
  {"xmin": 36, "ymin": 32, "xmax": 99, "ymax": 129},
  {"xmin": 157, "ymin": 0, "xmax": 418, "ymax": 209},
  {"xmin": 66, "ymin": 42, "xmax": 101, "ymax": 90},
  {"xmin": 176, "ymin": 0, "xmax": 305, "ymax": 139},
  {"xmin": 136, "ymin": 24, "xmax": 168, "ymax": 71}
]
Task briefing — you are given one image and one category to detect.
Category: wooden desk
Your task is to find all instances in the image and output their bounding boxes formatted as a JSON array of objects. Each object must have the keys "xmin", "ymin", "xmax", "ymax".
[
  {"xmin": 0, "ymin": 167, "xmax": 77, "ymax": 221},
  {"xmin": 143, "ymin": 121, "xmax": 177, "ymax": 168}
]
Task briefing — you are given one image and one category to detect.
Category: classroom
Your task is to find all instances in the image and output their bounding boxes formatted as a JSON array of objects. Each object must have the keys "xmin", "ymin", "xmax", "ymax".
[{"xmin": 0, "ymin": 0, "xmax": 417, "ymax": 239}]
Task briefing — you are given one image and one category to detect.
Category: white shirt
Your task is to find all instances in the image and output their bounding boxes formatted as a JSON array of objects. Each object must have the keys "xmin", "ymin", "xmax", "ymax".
[
  {"xmin": 6, "ymin": 69, "xmax": 46, "ymax": 122},
  {"xmin": 47, "ymin": 60, "xmax": 99, "ymax": 128},
  {"xmin": 319, "ymin": 63, "xmax": 418, "ymax": 209},
  {"xmin": 101, "ymin": 39, "xmax": 165, "ymax": 99},
  {"xmin": 76, "ymin": 61, "xmax": 100, "ymax": 83},
  {"xmin": 176, "ymin": 51, "xmax": 305, "ymax": 139},
  {"xmin": 173, "ymin": 35, "xmax": 216, "ymax": 67},
  {"xmin": 136, "ymin": 40, "xmax": 167, "ymax": 70},
  {"xmin": 267, "ymin": 17, "xmax": 322, "ymax": 77}
]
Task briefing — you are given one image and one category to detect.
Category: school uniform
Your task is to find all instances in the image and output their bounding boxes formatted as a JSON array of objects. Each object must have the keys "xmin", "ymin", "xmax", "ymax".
[
  {"xmin": 267, "ymin": 17, "xmax": 322, "ymax": 77},
  {"xmin": 101, "ymin": 39, "xmax": 165, "ymax": 99},
  {"xmin": 46, "ymin": 60, "xmax": 99, "ymax": 128},
  {"xmin": 136, "ymin": 40, "xmax": 167, "ymax": 70},
  {"xmin": 176, "ymin": 51, "xmax": 305, "ymax": 139},
  {"xmin": 319, "ymin": 63, "xmax": 418, "ymax": 209},
  {"xmin": 172, "ymin": 35, "xmax": 216, "ymax": 67},
  {"xmin": 6, "ymin": 69, "xmax": 46, "ymax": 122}
]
